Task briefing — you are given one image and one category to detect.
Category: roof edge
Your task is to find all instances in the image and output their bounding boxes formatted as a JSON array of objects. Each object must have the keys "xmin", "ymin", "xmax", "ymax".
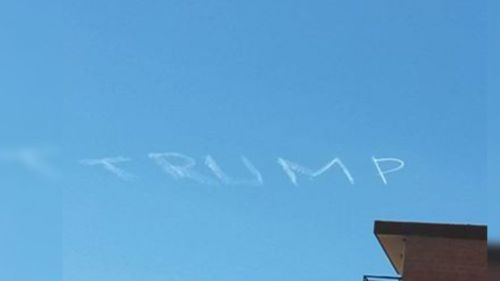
[{"xmin": 374, "ymin": 220, "xmax": 487, "ymax": 241}]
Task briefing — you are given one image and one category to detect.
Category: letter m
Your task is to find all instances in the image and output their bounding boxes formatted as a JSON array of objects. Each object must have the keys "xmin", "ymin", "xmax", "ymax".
[{"xmin": 277, "ymin": 157, "xmax": 354, "ymax": 186}]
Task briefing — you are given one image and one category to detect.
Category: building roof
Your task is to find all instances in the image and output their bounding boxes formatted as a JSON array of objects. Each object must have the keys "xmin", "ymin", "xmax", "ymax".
[{"xmin": 374, "ymin": 220, "xmax": 487, "ymax": 274}]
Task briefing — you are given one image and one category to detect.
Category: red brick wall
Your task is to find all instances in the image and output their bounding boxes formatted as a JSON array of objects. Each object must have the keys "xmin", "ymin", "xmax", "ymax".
[
  {"xmin": 402, "ymin": 236, "xmax": 487, "ymax": 281},
  {"xmin": 490, "ymin": 266, "xmax": 500, "ymax": 281}
]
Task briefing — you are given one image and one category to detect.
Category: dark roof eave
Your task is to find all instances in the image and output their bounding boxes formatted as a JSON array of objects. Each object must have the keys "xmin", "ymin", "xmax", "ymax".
[{"xmin": 374, "ymin": 220, "xmax": 487, "ymax": 241}]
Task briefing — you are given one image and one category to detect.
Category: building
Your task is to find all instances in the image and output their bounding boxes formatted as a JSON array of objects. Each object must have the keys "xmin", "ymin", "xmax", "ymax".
[
  {"xmin": 365, "ymin": 220, "xmax": 488, "ymax": 281},
  {"xmin": 489, "ymin": 245, "xmax": 500, "ymax": 281}
]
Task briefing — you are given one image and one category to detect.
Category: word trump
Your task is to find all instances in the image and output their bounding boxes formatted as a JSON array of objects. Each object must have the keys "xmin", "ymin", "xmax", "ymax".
[{"xmin": 80, "ymin": 153, "xmax": 405, "ymax": 186}]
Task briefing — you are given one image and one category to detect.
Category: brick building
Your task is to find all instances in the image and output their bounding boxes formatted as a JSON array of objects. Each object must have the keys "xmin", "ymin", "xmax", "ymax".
[
  {"xmin": 489, "ymin": 245, "xmax": 500, "ymax": 281},
  {"xmin": 365, "ymin": 221, "xmax": 488, "ymax": 281}
]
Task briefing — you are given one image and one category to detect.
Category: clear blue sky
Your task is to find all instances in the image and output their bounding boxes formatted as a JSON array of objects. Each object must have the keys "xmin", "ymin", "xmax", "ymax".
[
  {"xmin": 488, "ymin": 0, "xmax": 499, "ymax": 248},
  {"xmin": 0, "ymin": 1, "xmax": 491, "ymax": 281}
]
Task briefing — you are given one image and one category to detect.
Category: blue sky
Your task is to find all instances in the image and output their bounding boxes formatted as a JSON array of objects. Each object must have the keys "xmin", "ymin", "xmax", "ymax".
[
  {"xmin": 488, "ymin": 0, "xmax": 499, "ymax": 245},
  {"xmin": 0, "ymin": 1, "xmax": 491, "ymax": 281}
]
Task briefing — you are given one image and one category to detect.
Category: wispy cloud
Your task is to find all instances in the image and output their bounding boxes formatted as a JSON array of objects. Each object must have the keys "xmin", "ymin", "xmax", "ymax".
[
  {"xmin": 0, "ymin": 146, "xmax": 61, "ymax": 179},
  {"xmin": 148, "ymin": 152, "xmax": 216, "ymax": 185},
  {"xmin": 80, "ymin": 156, "xmax": 135, "ymax": 180}
]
